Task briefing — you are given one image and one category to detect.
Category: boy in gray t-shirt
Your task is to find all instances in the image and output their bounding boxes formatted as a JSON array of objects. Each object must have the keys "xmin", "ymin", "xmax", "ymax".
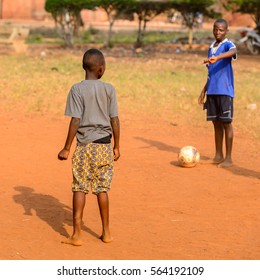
[{"xmin": 58, "ymin": 48, "xmax": 120, "ymax": 246}]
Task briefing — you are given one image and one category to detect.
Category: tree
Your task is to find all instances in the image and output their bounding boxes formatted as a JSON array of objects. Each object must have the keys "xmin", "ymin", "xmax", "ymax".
[
  {"xmin": 97, "ymin": 0, "xmax": 134, "ymax": 47},
  {"xmin": 169, "ymin": 0, "xmax": 219, "ymax": 48},
  {"xmin": 125, "ymin": 0, "xmax": 172, "ymax": 48},
  {"xmin": 45, "ymin": 0, "xmax": 97, "ymax": 47},
  {"xmin": 223, "ymin": 0, "xmax": 260, "ymax": 25}
]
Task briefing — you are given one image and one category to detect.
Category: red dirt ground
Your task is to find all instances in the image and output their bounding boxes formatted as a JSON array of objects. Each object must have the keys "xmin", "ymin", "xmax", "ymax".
[{"xmin": 0, "ymin": 53, "xmax": 260, "ymax": 261}]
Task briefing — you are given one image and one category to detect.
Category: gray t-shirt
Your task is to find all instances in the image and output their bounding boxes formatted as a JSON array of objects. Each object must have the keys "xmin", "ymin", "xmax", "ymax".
[{"xmin": 65, "ymin": 80, "xmax": 118, "ymax": 144}]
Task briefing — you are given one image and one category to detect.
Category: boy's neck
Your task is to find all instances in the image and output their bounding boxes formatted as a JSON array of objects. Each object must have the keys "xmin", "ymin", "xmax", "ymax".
[
  {"xmin": 85, "ymin": 72, "xmax": 99, "ymax": 80},
  {"xmin": 215, "ymin": 37, "xmax": 226, "ymax": 45}
]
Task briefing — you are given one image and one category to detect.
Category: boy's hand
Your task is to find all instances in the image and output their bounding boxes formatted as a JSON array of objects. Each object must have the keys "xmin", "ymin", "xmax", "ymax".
[
  {"xmin": 58, "ymin": 148, "xmax": 70, "ymax": 160},
  {"xmin": 203, "ymin": 56, "xmax": 218, "ymax": 64},
  {"xmin": 198, "ymin": 91, "xmax": 205, "ymax": 105},
  {"xmin": 208, "ymin": 56, "xmax": 218, "ymax": 64},
  {"xmin": 113, "ymin": 148, "xmax": 120, "ymax": 161}
]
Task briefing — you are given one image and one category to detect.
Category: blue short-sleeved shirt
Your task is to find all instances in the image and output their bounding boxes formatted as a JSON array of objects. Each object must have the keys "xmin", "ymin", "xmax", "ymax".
[{"xmin": 206, "ymin": 38, "xmax": 237, "ymax": 97}]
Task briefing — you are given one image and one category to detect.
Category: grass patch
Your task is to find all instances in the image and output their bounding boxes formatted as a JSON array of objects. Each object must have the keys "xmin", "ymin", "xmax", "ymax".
[
  {"xmin": 26, "ymin": 26, "xmax": 240, "ymax": 45},
  {"xmin": 0, "ymin": 51, "xmax": 259, "ymax": 140}
]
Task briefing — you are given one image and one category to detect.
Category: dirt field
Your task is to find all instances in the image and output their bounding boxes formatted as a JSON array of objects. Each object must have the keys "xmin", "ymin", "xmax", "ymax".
[{"xmin": 0, "ymin": 49, "xmax": 260, "ymax": 260}]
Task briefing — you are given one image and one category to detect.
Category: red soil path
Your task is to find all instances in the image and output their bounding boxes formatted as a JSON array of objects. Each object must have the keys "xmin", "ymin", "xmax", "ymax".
[{"xmin": 1, "ymin": 99, "xmax": 259, "ymax": 260}]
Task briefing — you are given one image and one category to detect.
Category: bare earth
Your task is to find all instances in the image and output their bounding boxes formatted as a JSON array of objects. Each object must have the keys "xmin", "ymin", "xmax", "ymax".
[{"xmin": 0, "ymin": 52, "xmax": 260, "ymax": 260}]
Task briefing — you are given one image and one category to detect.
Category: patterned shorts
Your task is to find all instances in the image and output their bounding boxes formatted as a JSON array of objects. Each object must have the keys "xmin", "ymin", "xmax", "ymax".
[{"xmin": 71, "ymin": 143, "xmax": 114, "ymax": 195}]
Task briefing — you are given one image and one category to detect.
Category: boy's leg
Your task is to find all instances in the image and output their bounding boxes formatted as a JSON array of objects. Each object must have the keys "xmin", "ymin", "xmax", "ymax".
[
  {"xmin": 212, "ymin": 121, "xmax": 224, "ymax": 163},
  {"xmin": 97, "ymin": 191, "xmax": 113, "ymax": 243},
  {"xmin": 218, "ymin": 122, "xmax": 233, "ymax": 167},
  {"xmin": 62, "ymin": 191, "xmax": 86, "ymax": 246}
]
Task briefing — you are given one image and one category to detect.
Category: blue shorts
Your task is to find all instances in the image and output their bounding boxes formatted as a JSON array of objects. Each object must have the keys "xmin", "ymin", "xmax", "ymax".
[{"xmin": 204, "ymin": 95, "xmax": 233, "ymax": 122}]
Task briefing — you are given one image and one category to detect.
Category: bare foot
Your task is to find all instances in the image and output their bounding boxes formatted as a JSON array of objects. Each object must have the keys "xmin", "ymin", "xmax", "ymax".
[
  {"xmin": 218, "ymin": 159, "xmax": 233, "ymax": 168},
  {"xmin": 212, "ymin": 157, "xmax": 224, "ymax": 164},
  {"xmin": 200, "ymin": 157, "xmax": 224, "ymax": 164},
  {"xmin": 99, "ymin": 234, "xmax": 113, "ymax": 243},
  {"xmin": 61, "ymin": 237, "xmax": 82, "ymax": 246}
]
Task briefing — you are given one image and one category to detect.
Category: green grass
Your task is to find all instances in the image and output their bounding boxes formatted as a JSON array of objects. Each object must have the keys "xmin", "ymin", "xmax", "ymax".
[
  {"xmin": 26, "ymin": 27, "xmax": 240, "ymax": 45},
  {"xmin": 0, "ymin": 52, "xmax": 259, "ymax": 140}
]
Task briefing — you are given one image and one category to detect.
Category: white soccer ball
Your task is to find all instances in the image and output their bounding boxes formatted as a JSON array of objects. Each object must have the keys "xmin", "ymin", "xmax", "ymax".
[{"xmin": 178, "ymin": 146, "xmax": 200, "ymax": 168}]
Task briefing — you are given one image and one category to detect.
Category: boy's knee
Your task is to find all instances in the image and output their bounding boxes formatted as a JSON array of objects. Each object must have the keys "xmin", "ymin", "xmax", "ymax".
[
  {"xmin": 213, "ymin": 121, "xmax": 223, "ymax": 128},
  {"xmin": 223, "ymin": 122, "xmax": 232, "ymax": 128}
]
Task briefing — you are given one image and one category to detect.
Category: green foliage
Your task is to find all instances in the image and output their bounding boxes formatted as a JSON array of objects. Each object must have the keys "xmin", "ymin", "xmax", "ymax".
[
  {"xmin": 26, "ymin": 33, "xmax": 43, "ymax": 43},
  {"xmin": 81, "ymin": 26, "xmax": 101, "ymax": 43},
  {"xmin": 45, "ymin": 0, "xmax": 98, "ymax": 47},
  {"xmin": 96, "ymin": 0, "xmax": 135, "ymax": 47},
  {"xmin": 168, "ymin": 0, "xmax": 219, "ymax": 48},
  {"xmin": 88, "ymin": 25, "xmax": 100, "ymax": 35},
  {"xmin": 123, "ymin": 0, "xmax": 172, "ymax": 47},
  {"xmin": 169, "ymin": 0, "xmax": 218, "ymax": 28},
  {"xmin": 45, "ymin": 0, "xmax": 96, "ymax": 13}
]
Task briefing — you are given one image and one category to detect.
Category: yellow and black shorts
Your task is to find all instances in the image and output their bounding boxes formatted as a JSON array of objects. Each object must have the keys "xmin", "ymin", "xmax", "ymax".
[{"xmin": 71, "ymin": 143, "xmax": 114, "ymax": 195}]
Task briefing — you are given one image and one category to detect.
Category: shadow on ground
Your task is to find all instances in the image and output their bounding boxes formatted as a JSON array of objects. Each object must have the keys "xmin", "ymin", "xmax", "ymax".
[
  {"xmin": 13, "ymin": 186, "xmax": 99, "ymax": 239},
  {"xmin": 135, "ymin": 137, "xmax": 260, "ymax": 179}
]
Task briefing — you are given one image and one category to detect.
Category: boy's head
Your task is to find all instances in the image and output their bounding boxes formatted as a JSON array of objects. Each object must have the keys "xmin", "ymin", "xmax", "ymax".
[
  {"xmin": 82, "ymin": 48, "xmax": 106, "ymax": 79},
  {"xmin": 213, "ymin": 19, "xmax": 228, "ymax": 42}
]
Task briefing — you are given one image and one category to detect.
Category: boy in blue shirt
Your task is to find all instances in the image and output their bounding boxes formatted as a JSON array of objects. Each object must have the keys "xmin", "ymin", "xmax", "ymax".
[{"xmin": 198, "ymin": 19, "xmax": 237, "ymax": 168}]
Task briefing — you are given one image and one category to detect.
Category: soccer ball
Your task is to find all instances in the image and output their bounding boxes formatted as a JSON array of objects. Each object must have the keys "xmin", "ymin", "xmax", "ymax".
[{"xmin": 178, "ymin": 146, "xmax": 200, "ymax": 168}]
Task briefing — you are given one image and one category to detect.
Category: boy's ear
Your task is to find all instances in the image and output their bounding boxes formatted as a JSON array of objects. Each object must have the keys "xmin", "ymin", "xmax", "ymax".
[
  {"xmin": 97, "ymin": 65, "xmax": 105, "ymax": 78},
  {"xmin": 99, "ymin": 65, "xmax": 105, "ymax": 74}
]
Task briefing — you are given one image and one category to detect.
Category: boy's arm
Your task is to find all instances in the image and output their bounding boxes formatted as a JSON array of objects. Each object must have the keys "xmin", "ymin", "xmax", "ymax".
[
  {"xmin": 58, "ymin": 117, "xmax": 80, "ymax": 160},
  {"xmin": 198, "ymin": 81, "xmax": 207, "ymax": 105},
  {"xmin": 110, "ymin": 116, "xmax": 120, "ymax": 161},
  {"xmin": 208, "ymin": 48, "xmax": 237, "ymax": 64}
]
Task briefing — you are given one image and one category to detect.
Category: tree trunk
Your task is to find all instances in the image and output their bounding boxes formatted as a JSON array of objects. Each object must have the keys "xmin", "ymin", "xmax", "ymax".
[
  {"xmin": 188, "ymin": 26, "xmax": 193, "ymax": 49},
  {"xmin": 57, "ymin": 11, "xmax": 73, "ymax": 48},
  {"xmin": 142, "ymin": 19, "xmax": 147, "ymax": 40},
  {"xmin": 107, "ymin": 20, "xmax": 114, "ymax": 48},
  {"xmin": 64, "ymin": 12, "xmax": 73, "ymax": 48},
  {"xmin": 135, "ymin": 17, "xmax": 143, "ymax": 48}
]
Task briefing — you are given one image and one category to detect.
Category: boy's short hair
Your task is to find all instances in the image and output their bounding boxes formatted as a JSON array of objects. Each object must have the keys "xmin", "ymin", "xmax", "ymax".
[
  {"xmin": 214, "ymin": 18, "xmax": 228, "ymax": 28},
  {"xmin": 82, "ymin": 48, "xmax": 105, "ymax": 71}
]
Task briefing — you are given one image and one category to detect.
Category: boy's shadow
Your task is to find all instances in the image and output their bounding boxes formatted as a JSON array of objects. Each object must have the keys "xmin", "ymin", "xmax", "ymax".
[
  {"xmin": 135, "ymin": 137, "xmax": 260, "ymax": 179},
  {"xmin": 13, "ymin": 186, "xmax": 99, "ymax": 239},
  {"xmin": 135, "ymin": 136, "xmax": 210, "ymax": 160}
]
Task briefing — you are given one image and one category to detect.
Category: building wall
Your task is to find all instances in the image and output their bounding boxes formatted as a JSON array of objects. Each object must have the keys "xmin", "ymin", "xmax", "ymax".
[
  {"xmin": 0, "ymin": 0, "xmax": 105, "ymax": 21},
  {"xmin": 1, "ymin": 0, "xmax": 46, "ymax": 19}
]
